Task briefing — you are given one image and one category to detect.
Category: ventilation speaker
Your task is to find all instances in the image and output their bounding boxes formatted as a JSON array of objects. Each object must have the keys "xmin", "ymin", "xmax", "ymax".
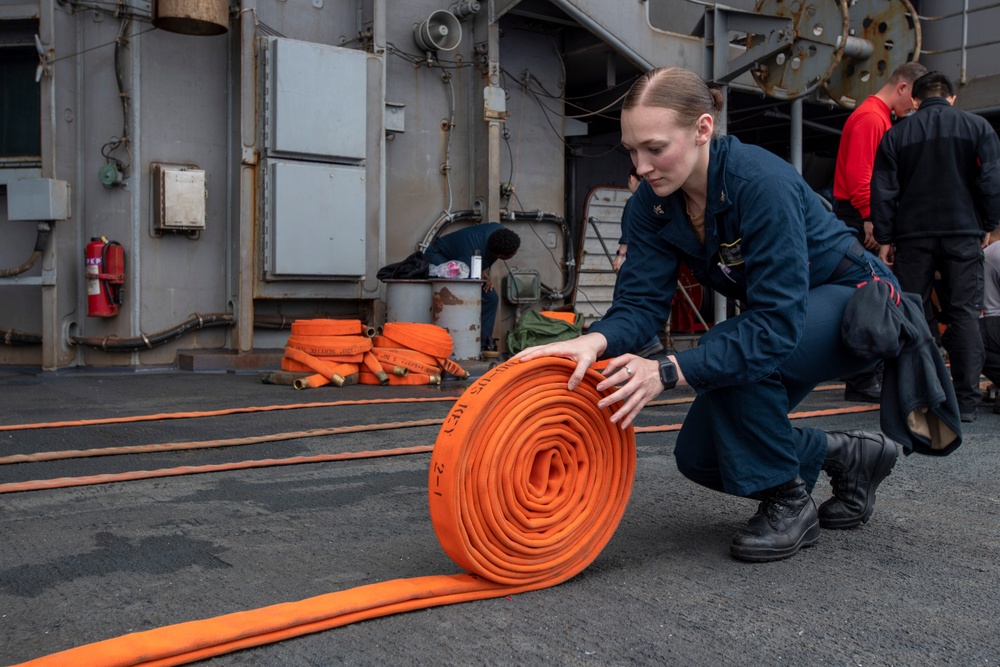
[{"xmin": 413, "ymin": 10, "xmax": 462, "ymax": 52}]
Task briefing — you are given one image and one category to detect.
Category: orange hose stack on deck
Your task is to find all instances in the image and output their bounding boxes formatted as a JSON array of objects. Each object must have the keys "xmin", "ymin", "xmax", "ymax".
[
  {"xmin": 282, "ymin": 319, "xmax": 379, "ymax": 389},
  {"xmin": 284, "ymin": 320, "xmax": 470, "ymax": 388},
  {"xmin": 365, "ymin": 322, "xmax": 470, "ymax": 385},
  {"xmin": 16, "ymin": 357, "xmax": 635, "ymax": 667}
]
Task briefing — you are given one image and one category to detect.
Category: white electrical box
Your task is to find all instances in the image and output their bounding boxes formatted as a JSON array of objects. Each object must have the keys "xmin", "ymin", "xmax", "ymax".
[
  {"xmin": 7, "ymin": 178, "xmax": 71, "ymax": 221},
  {"xmin": 152, "ymin": 163, "xmax": 207, "ymax": 232}
]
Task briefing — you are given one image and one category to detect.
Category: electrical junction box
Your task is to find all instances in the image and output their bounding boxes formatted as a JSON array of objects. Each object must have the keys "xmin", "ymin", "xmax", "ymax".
[
  {"xmin": 263, "ymin": 159, "xmax": 366, "ymax": 278},
  {"xmin": 505, "ymin": 268, "xmax": 541, "ymax": 304},
  {"xmin": 152, "ymin": 163, "xmax": 206, "ymax": 232},
  {"xmin": 7, "ymin": 178, "xmax": 71, "ymax": 221}
]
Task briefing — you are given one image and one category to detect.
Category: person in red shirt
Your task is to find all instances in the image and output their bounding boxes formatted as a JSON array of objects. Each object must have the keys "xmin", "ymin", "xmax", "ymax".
[{"xmin": 832, "ymin": 61, "xmax": 927, "ymax": 403}]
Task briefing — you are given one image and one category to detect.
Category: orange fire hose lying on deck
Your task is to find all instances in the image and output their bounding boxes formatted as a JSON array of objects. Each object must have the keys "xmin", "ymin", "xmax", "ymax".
[{"xmin": 17, "ymin": 357, "xmax": 634, "ymax": 667}]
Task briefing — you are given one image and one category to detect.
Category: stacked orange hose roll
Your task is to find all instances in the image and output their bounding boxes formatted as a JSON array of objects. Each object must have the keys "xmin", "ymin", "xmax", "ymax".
[
  {"xmin": 363, "ymin": 322, "xmax": 470, "ymax": 385},
  {"xmin": 15, "ymin": 356, "xmax": 635, "ymax": 667},
  {"xmin": 281, "ymin": 319, "xmax": 379, "ymax": 388}
]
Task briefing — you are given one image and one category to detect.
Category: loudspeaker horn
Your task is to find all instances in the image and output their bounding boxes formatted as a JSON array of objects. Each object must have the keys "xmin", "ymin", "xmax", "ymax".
[{"xmin": 413, "ymin": 10, "xmax": 462, "ymax": 52}]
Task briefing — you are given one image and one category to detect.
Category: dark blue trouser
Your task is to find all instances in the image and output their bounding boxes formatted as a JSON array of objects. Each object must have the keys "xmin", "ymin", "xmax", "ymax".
[
  {"xmin": 481, "ymin": 287, "xmax": 499, "ymax": 348},
  {"xmin": 674, "ymin": 253, "xmax": 897, "ymax": 498},
  {"xmin": 892, "ymin": 236, "xmax": 985, "ymax": 413}
]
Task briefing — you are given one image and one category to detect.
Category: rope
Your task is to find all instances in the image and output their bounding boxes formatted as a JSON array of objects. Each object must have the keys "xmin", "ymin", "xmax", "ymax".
[{"xmin": 13, "ymin": 357, "xmax": 634, "ymax": 666}]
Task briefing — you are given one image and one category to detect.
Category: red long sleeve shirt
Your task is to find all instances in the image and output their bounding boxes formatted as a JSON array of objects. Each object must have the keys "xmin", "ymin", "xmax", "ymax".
[{"xmin": 833, "ymin": 95, "xmax": 893, "ymax": 220}]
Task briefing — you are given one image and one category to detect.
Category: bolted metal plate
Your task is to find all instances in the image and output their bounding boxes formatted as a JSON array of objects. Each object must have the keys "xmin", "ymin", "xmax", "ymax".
[
  {"xmin": 748, "ymin": 0, "xmax": 849, "ymax": 100},
  {"xmin": 821, "ymin": 0, "xmax": 921, "ymax": 108}
]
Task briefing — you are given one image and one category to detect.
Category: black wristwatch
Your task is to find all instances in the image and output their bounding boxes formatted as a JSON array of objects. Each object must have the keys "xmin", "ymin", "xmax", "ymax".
[{"xmin": 657, "ymin": 356, "xmax": 678, "ymax": 391}]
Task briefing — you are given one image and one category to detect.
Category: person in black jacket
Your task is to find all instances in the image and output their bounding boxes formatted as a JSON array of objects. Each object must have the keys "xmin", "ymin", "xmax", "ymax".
[{"xmin": 872, "ymin": 71, "xmax": 1000, "ymax": 422}]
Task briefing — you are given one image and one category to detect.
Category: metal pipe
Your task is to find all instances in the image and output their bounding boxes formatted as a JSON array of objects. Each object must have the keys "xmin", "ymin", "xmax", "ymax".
[
  {"xmin": 962, "ymin": 0, "xmax": 969, "ymax": 85},
  {"xmin": 235, "ymin": 0, "xmax": 257, "ymax": 353},
  {"xmin": 39, "ymin": 0, "xmax": 58, "ymax": 369},
  {"xmin": 128, "ymin": 17, "xmax": 142, "ymax": 366},
  {"xmin": 375, "ymin": 0, "xmax": 388, "ymax": 289},
  {"xmin": 487, "ymin": 22, "xmax": 502, "ymax": 225},
  {"xmin": 790, "ymin": 98, "xmax": 803, "ymax": 174}
]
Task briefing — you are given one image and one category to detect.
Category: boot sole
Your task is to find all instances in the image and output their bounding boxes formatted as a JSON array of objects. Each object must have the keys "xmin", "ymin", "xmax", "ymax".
[
  {"xmin": 819, "ymin": 439, "xmax": 901, "ymax": 530},
  {"xmin": 730, "ymin": 520, "xmax": 821, "ymax": 563}
]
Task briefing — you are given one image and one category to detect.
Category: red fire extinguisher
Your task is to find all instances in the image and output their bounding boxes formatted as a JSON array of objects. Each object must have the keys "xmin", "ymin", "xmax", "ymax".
[{"xmin": 85, "ymin": 237, "xmax": 125, "ymax": 317}]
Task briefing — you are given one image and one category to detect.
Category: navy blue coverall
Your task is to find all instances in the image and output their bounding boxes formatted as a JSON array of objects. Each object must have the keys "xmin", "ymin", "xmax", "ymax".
[
  {"xmin": 424, "ymin": 222, "xmax": 506, "ymax": 349},
  {"xmin": 590, "ymin": 136, "xmax": 898, "ymax": 498}
]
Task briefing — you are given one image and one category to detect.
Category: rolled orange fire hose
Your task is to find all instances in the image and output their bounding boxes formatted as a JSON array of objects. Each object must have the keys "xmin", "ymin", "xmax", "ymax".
[
  {"xmin": 359, "ymin": 370, "xmax": 441, "ymax": 386},
  {"xmin": 371, "ymin": 347, "xmax": 441, "ymax": 375},
  {"xmin": 377, "ymin": 323, "xmax": 469, "ymax": 380},
  {"xmin": 16, "ymin": 357, "xmax": 634, "ymax": 667},
  {"xmin": 382, "ymin": 322, "xmax": 453, "ymax": 359}
]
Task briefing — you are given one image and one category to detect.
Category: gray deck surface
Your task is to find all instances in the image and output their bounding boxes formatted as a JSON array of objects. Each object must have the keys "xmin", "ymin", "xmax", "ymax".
[{"xmin": 1, "ymin": 363, "xmax": 997, "ymax": 666}]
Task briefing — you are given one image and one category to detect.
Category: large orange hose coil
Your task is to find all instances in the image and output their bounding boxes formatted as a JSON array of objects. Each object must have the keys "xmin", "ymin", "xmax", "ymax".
[
  {"xmin": 15, "ymin": 357, "xmax": 634, "ymax": 666},
  {"xmin": 430, "ymin": 357, "xmax": 635, "ymax": 586}
]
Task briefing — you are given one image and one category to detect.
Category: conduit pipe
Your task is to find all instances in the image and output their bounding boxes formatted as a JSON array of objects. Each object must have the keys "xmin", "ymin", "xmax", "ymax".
[
  {"xmin": 0, "ymin": 223, "xmax": 51, "ymax": 277},
  {"xmin": 69, "ymin": 312, "xmax": 233, "ymax": 351},
  {"xmin": 506, "ymin": 209, "xmax": 575, "ymax": 299},
  {"xmin": 417, "ymin": 209, "xmax": 481, "ymax": 252}
]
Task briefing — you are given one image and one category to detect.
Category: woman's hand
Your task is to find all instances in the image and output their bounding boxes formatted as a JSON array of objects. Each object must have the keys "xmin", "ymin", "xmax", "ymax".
[
  {"xmin": 596, "ymin": 355, "xmax": 669, "ymax": 429},
  {"xmin": 514, "ymin": 333, "xmax": 608, "ymax": 391},
  {"xmin": 611, "ymin": 244, "xmax": 628, "ymax": 272},
  {"xmin": 516, "ymin": 334, "xmax": 681, "ymax": 430}
]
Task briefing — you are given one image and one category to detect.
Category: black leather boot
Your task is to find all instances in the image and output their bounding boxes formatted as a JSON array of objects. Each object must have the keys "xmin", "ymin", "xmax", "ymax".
[
  {"xmin": 730, "ymin": 476, "xmax": 821, "ymax": 562},
  {"xmin": 820, "ymin": 430, "xmax": 900, "ymax": 529}
]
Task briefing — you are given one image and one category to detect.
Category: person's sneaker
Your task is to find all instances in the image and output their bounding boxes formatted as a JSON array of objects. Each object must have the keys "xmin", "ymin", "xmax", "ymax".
[
  {"xmin": 820, "ymin": 431, "xmax": 900, "ymax": 529},
  {"xmin": 960, "ymin": 410, "xmax": 977, "ymax": 423},
  {"xmin": 730, "ymin": 476, "xmax": 821, "ymax": 562}
]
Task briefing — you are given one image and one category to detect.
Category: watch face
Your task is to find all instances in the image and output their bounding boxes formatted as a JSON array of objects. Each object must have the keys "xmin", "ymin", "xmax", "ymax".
[{"xmin": 659, "ymin": 360, "xmax": 678, "ymax": 389}]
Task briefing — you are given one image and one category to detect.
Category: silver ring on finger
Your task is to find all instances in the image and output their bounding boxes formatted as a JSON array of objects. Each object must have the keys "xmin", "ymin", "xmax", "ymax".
[{"xmin": 624, "ymin": 366, "xmax": 633, "ymax": 377}]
